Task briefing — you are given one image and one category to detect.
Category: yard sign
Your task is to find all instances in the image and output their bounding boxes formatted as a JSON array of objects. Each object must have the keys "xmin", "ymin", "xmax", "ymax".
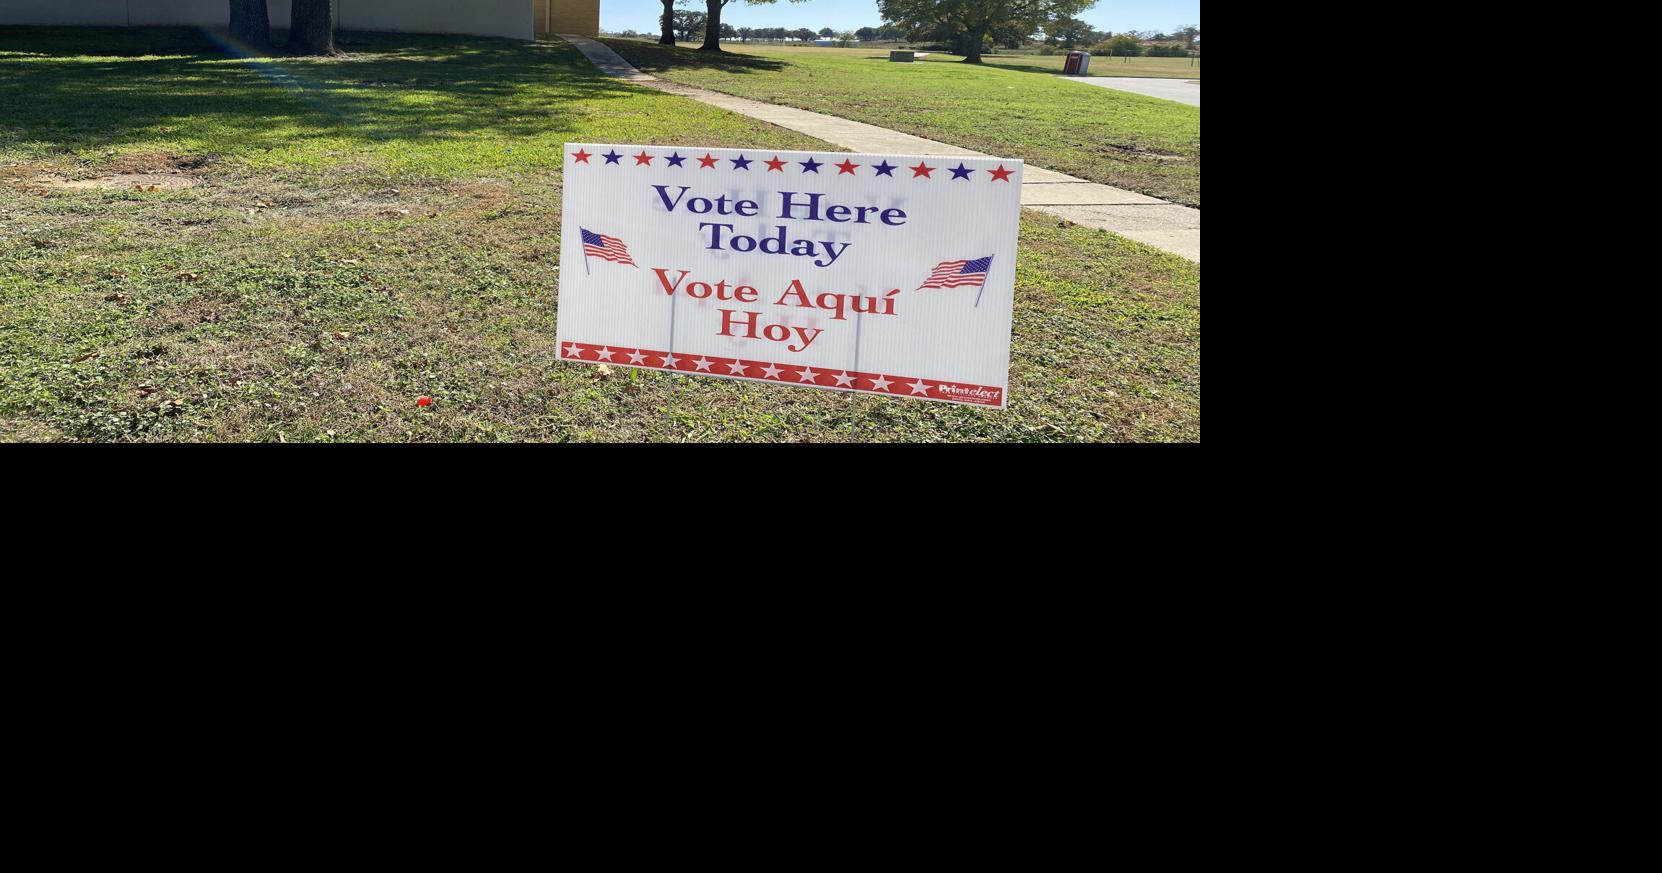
[{"xmin": 556, "ymin": 144, "xmax": 1022, "ymax": 407}]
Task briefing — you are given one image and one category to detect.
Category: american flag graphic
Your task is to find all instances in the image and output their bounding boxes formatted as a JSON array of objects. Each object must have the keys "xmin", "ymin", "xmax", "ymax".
[
  {"xmin": 580, "ymin": 228, "xmax": 636, "ymax": 266},
  {"xmin": 918, "ymin": 256, "xmax": 992, "ymax": 289}
]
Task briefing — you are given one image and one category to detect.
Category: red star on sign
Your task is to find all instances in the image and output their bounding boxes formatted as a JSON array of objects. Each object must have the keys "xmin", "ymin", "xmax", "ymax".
[
  {"xmin": 697, "ymin": 153, "xmax": 718, "ymax": 168},
  {"xmin": 834, "ymin": 159, "xmax": 860, "ymax": 175},
  {"xmin": 571, "ymin": 149, "xmax": 591, "ymax": 163},
  {"xmin": 634, "ymin": 151, "xmax": 653, "ymax": 165},
  {"xmin": 988, "ymin": 164, "xmax": 1013, "ymax": 182},
  {"xmin": 764, "ymin": 156, "xmax": 787, "ymax": 171},
  {"xmin": 910, "ymin": 162, "xmax": 934, "ymax": 178}
]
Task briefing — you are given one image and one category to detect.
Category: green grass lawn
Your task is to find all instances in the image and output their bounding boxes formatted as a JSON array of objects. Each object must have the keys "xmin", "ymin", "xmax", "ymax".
[
  {"xmin": 655, "ymin": 43, "xmax": 1202, "ymax": 79},
  {"xmin": 1, "ymin": 28, "xmax": 1199, "ymax": 442},
  {"xmin": 603, "ymin": 39, "xmax": 1201, "ymax": 207}
]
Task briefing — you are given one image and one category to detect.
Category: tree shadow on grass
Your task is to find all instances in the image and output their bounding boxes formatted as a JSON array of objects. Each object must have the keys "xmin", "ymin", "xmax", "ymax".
[
  {"xmin": 596, "ymin": 38, "xmax": 786, "ymax": 75},
  {"xmin": 958, "ymin": 58, "xmax": 1074, "ymax": 76},
  {"xmin": 0, "ymin": 27, "xmax": 645, "ymax": 160},
  {"xmin": 863, "ymin": 53, "xmax": 1082, "ymax": 79}
]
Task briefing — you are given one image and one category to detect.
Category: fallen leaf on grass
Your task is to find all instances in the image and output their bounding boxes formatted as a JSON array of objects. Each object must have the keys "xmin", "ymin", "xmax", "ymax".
[
  {"xmin": 595, "ymin": 364, "xmax": 612, "ymax": 379},
  {"xmin": 136, "ymin": 385, "xmax": 157, "ymax": 398},
  {"xmin": 105, "ymin": 292, "xmax": 129, "ymax": 303}
]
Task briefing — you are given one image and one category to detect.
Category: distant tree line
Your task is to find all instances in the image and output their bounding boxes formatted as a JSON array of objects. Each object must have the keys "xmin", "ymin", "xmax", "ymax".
[
  {"xmin": 612, "ymin": 2, "xmax": 1197, "ymax": 61},
  {"xmin": 647, "ymin": 0, "xmax": 810, "ymax": 52}
]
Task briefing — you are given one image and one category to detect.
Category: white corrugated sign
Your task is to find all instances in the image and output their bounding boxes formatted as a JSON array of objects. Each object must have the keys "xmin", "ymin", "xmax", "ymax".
[{"xmin": 556, "ymin": 144, "xmax": 1022, "ymax": 407}]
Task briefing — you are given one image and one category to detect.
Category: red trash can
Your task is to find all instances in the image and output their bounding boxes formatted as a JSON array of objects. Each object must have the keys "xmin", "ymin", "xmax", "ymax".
[{"xmin": 1063, "ymin": 51, "xmax": 1084, "ymax": 75}]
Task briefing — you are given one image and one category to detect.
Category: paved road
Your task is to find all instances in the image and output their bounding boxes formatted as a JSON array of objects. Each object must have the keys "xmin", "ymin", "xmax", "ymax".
[{"xmin": 1065, "ymin": 76, "xmax": 1200, "ymax": 107}]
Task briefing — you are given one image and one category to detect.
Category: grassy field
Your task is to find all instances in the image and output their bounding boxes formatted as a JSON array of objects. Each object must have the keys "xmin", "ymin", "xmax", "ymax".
[
  {"xmin": 0, "ymin": 28, "xmax": 1199, "ymax": 442},
  {"xmin": 602, "ymin": 40, "xmax": 1200, "ymax": 207},
  {"xmin": 706, "ymin": 43, "xmax": 1202, "ymax": 79},
  {"xmin": 645, "ymin": 42, "xmax": 1202, "ymax": 79}
]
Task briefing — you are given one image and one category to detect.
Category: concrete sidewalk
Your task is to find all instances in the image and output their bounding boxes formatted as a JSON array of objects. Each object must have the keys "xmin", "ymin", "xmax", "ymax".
[{"xmin": 556, "ymin": 35, "xmax": 1199, "ymax": 262}]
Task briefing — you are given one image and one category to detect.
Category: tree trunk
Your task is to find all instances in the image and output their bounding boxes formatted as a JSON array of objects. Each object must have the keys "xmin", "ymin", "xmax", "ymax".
[
  {"xmin": 699, "ymin": 0, "xmax": 724, "ymax": 51},
  {"xmin": 659, "ymin": 0, "xmax": 676, "ymax": 44},
  {"xmin": 288, "ymin": 0, "xmax": 335, "ymax": 55},
  {"xmin": 960, "ymin": 25, "xmax": 987, "ymax": 63},
  {"xmin": 229, "ymin": 0, "xmax": 271, "ymax": 50}
]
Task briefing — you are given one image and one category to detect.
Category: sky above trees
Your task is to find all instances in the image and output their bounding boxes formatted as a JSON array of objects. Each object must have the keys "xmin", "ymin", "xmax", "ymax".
[{"xmin": 601, "ymin": 0, "xmax": 1201, "ymax": 37}]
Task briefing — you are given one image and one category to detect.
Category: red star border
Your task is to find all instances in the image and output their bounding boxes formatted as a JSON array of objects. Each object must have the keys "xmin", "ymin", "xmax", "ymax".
[{"xmin": 560, "ymin": 342, "xmax": 1002, "ymax": 407}]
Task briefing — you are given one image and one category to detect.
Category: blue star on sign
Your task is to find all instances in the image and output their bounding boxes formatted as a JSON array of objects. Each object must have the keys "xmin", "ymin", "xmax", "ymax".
[
  {"xmin": 949, "ymin": 163, "xmax": 974, "ymax": 180},
  {"xmin": 602, "ymin": 150, "xmax": 622, "ymax": 164},
  {"xmin": 872, "ymin": 160, "xmax": 896, "ymax": 177},
  {"xmin": 665, "ymin": 152, "xmax": 686, "ymax": 167},
  {"xmin": 731, "ymin": 154, "xmax": 753, "ymax": 170},
  {"xmin": 799, "ymin": 157, "xmax": 823, "ymax": 173}
]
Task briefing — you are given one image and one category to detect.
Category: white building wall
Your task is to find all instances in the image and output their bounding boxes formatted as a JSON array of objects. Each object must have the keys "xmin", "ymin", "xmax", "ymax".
[
  {"xmin": 1, "ymin": 1, "xmax": 533, "ymax": 40},
  {"xmin": 127, "ymin": 0, "xmax": 251, "ymax": 26},
  {"xmin": 339, "ymin": 1, "xmax": 530, "ymax": 40},
  {"xmin": 0, "ymin": 0, "xmax": 129, "ymax": 25}
]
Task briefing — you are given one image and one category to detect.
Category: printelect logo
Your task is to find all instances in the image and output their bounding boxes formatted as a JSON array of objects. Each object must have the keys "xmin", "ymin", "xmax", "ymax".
[{"xmin": 935, "ymin": 383, "xmax": 1001, "ymax": 402}]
